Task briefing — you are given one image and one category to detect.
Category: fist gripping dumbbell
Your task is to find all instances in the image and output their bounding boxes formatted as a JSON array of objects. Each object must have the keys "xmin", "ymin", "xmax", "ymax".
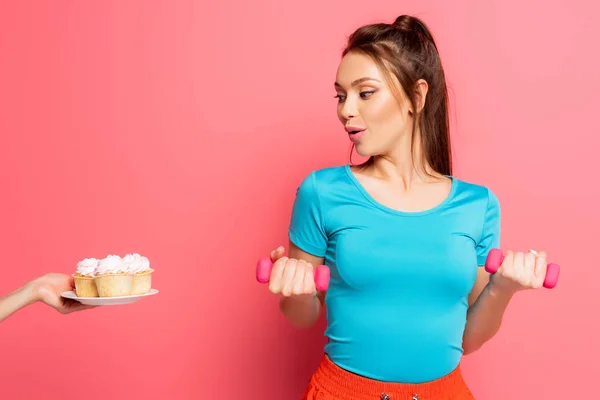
[
  {"xmin": 255, "ymin": 257, "xmax": 331, "ymax": 291},
  {"xmin": 485, "ymin": 248, "xmax": 560, "ymax": 289}
]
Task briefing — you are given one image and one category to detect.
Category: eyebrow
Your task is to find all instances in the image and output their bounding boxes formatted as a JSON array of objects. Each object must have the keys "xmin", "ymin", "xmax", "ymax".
[{"xmin": 334, "ymin": 77, "xmax": 381, "ymax": 88}]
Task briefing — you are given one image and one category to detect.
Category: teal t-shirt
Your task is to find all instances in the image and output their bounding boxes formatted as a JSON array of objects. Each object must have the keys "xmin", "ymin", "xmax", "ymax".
[{"xmin": 288, "ymin": 165, "xmax": 501, "ymax": 383}]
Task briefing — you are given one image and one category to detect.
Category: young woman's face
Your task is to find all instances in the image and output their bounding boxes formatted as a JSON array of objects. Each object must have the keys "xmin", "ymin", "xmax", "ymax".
[{"xmin": 334, "ymin": 52, "xmax": 413, "ymax": 157}]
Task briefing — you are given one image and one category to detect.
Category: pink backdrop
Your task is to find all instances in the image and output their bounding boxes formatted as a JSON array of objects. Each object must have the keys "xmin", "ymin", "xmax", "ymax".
[{"xmin": 0, "ymin": 1, "xmax": 597, "ymax": 399}]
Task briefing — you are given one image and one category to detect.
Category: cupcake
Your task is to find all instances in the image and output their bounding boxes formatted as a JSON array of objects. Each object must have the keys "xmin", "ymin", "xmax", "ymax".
[
  {"xmin": 124, "ymin": 253, "xmax": 153, "ymax": 295},
  {"xmin": 73, "ymin": 258, "xmax": 99, "ymax": 297},
  {"xmin": 92, "ymin": 255, "xmax": 133, "ymax": 297}
]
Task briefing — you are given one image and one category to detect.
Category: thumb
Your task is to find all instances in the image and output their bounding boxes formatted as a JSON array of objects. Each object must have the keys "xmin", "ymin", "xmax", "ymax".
[
  {"xmin": 536, "ymin": 250, "xmax": 547, "ymax": 259},
  {"xmin": 67, "ymin": 274, "xmax": 75, "ymax": 289},
  {"xmin": 270, "ymin": 246, "xmax": 285, "ymax": 262}
]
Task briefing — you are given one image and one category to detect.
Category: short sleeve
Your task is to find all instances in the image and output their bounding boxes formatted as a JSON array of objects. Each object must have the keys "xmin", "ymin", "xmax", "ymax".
[
  {"xmin": 288, "ymin": 171, "xmax": 328, "ymax": 257},
  {"xmin": 476, "ymin": 188, "xmax": 501, "ymax": 266}
]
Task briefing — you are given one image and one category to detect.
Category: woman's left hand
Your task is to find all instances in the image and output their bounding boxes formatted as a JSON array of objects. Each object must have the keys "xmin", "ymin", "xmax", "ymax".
[{"xmin": 488, "ymin": 249, "xmax": 548, "ymax": 295}]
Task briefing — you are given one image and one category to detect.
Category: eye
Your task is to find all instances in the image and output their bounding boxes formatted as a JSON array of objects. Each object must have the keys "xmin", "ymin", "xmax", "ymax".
[
  {"xmin": 334, "ymin": 94, "xmax": 346, "ymax": 103},
  {"xmin": 360, "ymin": 91, "xmax": 375, "ymax": 99}
]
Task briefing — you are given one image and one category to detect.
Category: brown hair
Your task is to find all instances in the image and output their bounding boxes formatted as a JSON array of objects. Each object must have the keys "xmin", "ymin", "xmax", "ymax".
[{"xmin": 344, "ymin": 15, "xmax": 452, "ymax": 177}]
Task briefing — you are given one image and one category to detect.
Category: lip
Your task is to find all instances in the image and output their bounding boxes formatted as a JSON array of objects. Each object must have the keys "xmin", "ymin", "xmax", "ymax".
[
  {"xmin": 345, "ymin": 126, "xmax": 365, "ymax": 134},
  {"xmin": 347, "ymin": 129, "xmax": 366, "ymax": 143}
]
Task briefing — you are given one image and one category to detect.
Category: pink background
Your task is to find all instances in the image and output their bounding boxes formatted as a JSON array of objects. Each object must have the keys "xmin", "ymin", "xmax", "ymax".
[{"xmin": 0, "ymin": 1, "xmax": 597, "ymax": 399}]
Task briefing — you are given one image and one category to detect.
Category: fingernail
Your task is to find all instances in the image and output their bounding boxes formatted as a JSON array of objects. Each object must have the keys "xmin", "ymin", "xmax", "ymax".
[
  {"xmin": 277, "ymin": 246, "xmax": 284, "ymax": 252},
  {"xmin": 529, "ymin": 249, "xmax": 537, "ymax": 255}
]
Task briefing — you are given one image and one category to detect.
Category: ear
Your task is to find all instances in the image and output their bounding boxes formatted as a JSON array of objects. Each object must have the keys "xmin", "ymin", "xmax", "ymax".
[{"xmin": 414, "ymin": 79, "xmax": 429, "ymax": 113}]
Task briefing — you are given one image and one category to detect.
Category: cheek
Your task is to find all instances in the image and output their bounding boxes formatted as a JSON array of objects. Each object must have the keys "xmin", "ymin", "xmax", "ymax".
[{"xmin": 363, "ymin": 95, "xmax": 406, "ymax": 132}]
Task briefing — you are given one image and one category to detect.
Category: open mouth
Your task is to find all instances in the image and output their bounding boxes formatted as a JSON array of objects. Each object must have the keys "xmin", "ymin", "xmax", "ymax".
[
  {"xmin": 346, "ymin": 128, "xmax": 365, "ymax": 143},
  {"xmin": 345, "ymin": 126, "xmax": 365, "ymax": 134}
]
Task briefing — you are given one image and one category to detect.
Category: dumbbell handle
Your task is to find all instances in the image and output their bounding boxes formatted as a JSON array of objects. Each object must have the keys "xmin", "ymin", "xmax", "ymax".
[
  {"xmin": 256, "ymin": 257, "xmax": 330, "ymax": 291},
  {"xmin": 485, "ymin": 248, "xmax": 560, "ymax": 289}
]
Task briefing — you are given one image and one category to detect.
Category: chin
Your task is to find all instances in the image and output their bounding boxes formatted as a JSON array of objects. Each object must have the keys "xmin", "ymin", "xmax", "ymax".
[{"xmin": 354, "ymin": 143, "xmax": 375, "ymax": 158}]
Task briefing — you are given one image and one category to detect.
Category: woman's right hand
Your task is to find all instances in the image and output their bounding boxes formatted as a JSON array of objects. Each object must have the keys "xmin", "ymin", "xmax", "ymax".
[{"xmin": 268, "ymin": 246, "xmax": 318, "ymax": 297}]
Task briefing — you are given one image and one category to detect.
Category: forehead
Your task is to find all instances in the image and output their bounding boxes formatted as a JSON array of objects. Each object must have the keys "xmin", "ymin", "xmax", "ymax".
[{"xmin": 335, "ymin": 52, "xmax": 385, "ymax": 86}]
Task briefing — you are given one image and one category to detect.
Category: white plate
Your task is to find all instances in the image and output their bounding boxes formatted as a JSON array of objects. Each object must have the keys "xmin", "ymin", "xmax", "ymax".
[{"xmin": 61, "ymin": 289, "xmax": 159, "ymax": 306}]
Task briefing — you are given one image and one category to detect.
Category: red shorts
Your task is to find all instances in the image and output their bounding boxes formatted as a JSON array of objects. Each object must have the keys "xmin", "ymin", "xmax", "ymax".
[{"xmin": 302, "ymin": 355, "xmax": 476, "ymax": 400}]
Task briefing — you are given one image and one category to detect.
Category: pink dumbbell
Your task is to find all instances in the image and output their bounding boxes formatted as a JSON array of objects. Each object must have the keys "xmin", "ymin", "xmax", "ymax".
[
  {"xmin": 256, "ymin": 257, "xmax": 330, "ymax": 291},
  {"xmin": 485, "ymin": 248, "xmax": 560, "ymax": 289}
]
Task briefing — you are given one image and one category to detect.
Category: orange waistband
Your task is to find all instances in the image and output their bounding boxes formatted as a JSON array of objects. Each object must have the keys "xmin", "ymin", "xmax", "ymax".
[{"xmin": 303, "ymin": 355, "xmax": 474, "ymax": 400}]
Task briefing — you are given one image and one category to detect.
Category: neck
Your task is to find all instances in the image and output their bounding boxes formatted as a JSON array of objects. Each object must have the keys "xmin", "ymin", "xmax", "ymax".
[{"xmin": 364, "ymin": 131, "xmax": 443, "ymax": 190}]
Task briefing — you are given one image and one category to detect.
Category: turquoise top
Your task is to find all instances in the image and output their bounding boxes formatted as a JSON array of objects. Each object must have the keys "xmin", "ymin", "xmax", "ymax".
[{"xmin": 288, "ymin": 165, "xmax": 501, "ymax": 383}]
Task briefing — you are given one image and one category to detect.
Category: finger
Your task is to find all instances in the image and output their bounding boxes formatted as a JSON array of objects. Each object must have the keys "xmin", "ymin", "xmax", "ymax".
[
  {"xmin": 500, "ymin": 250, "xmax": 514, "ymax": 274},
  {"xmin": 60, "ymin": 299, "xmax": 78, "ymax": 310},
  {"xmin": 67, "ymin": 275, "xmax": 75, "ymax": 289},
  {"xmin": 270, "ymin": 246, "xmax": 285, "ymax": 262},
  {"xmin": 533, "ymin": 251, "xmax": 548, "ymax": 287},
  {"xmin": 291, "ymin": 260, "xmax": 308, "ymax": 295},
  {"xmin": 268, "ymin": 256, "xmax": 288, "ymax": 294},
  {"xmin": 281, "ymin": 259, "xmax": 298, "ymax": 296},
  {"xmin": 46, "ymin": 296, "xmax": 67, "ymax": 312},
  {"xmin": 64, "ymin": 301, "xmax": 97, "ymax": 314},
  {"xmin": 524, "ymin": 251, "xmax": 536, "ymax": 285},
  {"xmin": 512, "ymin": 251, "xmax": 524, "ymax": 280},
  {"xmin": 302, "ymin": 263, "xmax": 316, "ymax": 295}
]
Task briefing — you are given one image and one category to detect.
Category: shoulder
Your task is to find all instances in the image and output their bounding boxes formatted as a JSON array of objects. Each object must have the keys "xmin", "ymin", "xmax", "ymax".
[
  {"xmin": 296, "ymin": 165, "xmax": 350, "ymax": 192},
  {"xmin": 293, "ymin": 165, "xmax": 355, "ymax": 209},
  {"xmin": 308, "ymin": 165, "xmax": 349, "ymax": 183},
  {"xmin": 451, "ymin": 177, "xmax": 501, "ymax": 243},
  {"xmin": 451, "ymin": 176, "xmax": 500, "ymax": 210}
]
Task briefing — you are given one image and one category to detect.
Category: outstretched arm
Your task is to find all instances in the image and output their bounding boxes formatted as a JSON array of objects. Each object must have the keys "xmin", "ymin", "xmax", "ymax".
[
  {"xmin": 0, "ymin": 273, "xmax": 94, "ymax": 323},
  {"xmin": 0, "ymin": 282, "xmax": 37, "ymax": 322}
]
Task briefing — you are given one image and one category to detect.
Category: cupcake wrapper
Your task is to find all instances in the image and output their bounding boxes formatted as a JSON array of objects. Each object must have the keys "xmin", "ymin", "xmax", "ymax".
[
  {"xmin": 131, "ymin": 270, "xmax": 153, "ymax": 295},
  {"xmin": 93, "ymin": 273, "xmax": 134, "ymax": 297},
  {"xmin": 72, "ymin": 274, "xmax": 99, "ymax": 298}
]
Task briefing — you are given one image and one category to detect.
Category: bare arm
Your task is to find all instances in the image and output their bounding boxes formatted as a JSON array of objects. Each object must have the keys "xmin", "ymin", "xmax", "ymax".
[
  {"xmin": 0, "ymin": 273, "xmax": 94, "ymax": 323},
  {"xmin": 277, "ymin": 241, "xmax": 327, "ymax": 328},
  {"xmin": 462, "ymin": 267, "xmax": 513, "ymax": 354},
  {"xmin": 462, "ymin": 250, "xmax": 546, "ymax": 354},
  {"xmin": 0, "ymin": 282, "xmax": 37, "ymax": 322}
]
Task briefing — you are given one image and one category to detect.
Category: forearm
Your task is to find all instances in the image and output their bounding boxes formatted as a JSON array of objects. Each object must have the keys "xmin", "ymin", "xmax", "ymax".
[
  {"xmin": 279, "ymin": 293, "xmax": 322, "ymax": 328},
  {"xmin": 462, "ymin": 283, "xmax": 514, "ymax": 354},
  {"xmin": 0, "ymin": 281, "xmax": 39, "ymax": 323}
]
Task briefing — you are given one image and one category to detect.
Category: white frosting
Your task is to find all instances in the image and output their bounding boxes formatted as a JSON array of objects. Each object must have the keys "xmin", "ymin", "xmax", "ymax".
[
  {"xmin": 140, "ymin": 256, "xmax": 151, "ymax": 272},
  {"xmin": 95, "ymin": 255, "xmax": 128, "ymax": 275},
  {"xmin": 123, "ymin": 253, "xmax": 151, "ymax": 274},
  {"xmin": 76, "ymin": 258, "xmax": 98, "ymax": 277}
]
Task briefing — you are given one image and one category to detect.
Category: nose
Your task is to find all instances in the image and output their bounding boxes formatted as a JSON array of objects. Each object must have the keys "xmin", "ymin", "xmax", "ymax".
[{"xmin": 339, "ymin": 96, "xmax": 357, "ymax": 120}]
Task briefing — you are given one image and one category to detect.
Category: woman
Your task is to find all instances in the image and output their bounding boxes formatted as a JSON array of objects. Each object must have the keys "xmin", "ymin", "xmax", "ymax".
[
  {"xmin": 0, "ymin": 273, "xmax": 94, "ymax": 323},
  {"xmin": 266, "ymin": 15, "xmax": 550, "ymax": 399}
]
